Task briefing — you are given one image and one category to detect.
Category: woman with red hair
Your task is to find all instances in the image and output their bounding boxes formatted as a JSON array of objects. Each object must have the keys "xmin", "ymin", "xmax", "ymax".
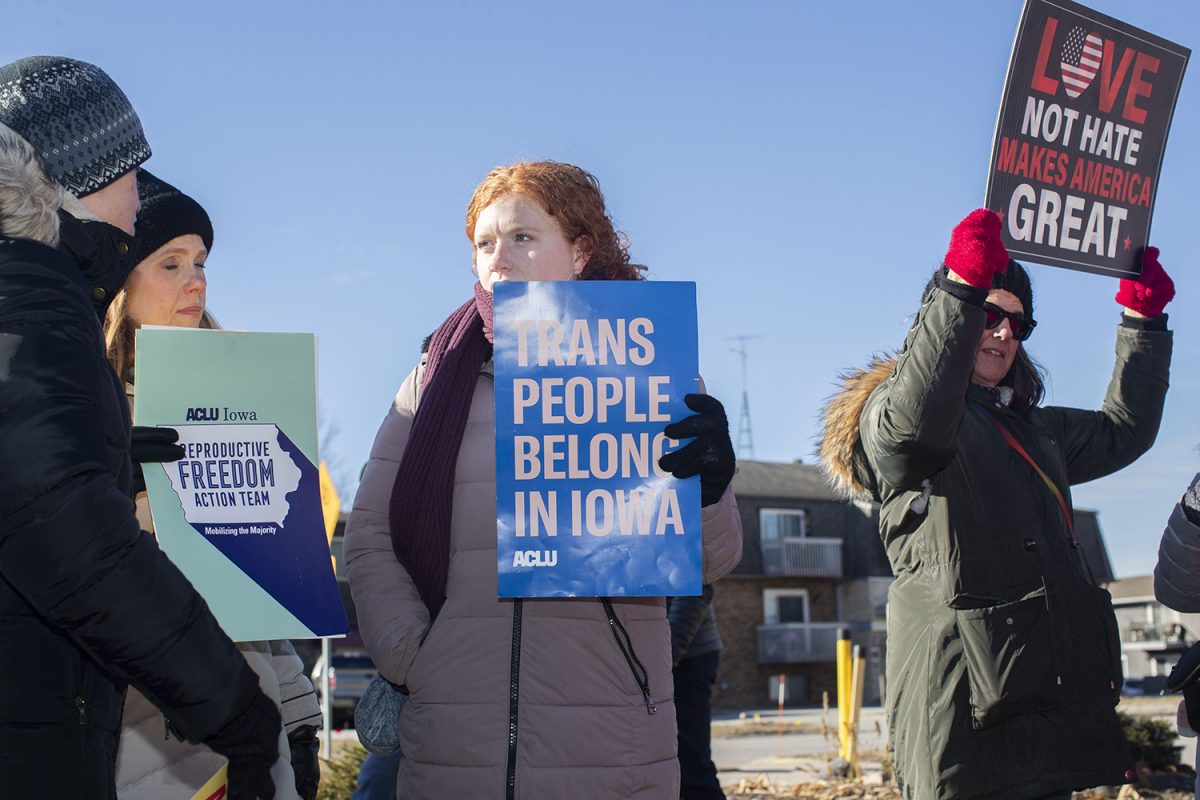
[{"xmin": 346, "ymin": 161, "xmax": 743, "ymax": 799}]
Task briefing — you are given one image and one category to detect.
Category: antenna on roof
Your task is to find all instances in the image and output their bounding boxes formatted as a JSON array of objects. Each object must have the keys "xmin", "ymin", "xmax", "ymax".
[{"xmin": 729, "ymin": 335, "xmax": 763, "ymax": 460}]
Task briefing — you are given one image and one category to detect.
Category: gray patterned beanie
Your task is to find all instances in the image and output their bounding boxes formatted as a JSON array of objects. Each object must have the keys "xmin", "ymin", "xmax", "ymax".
[{"xmin": 0, "ymin": 56, "xmax": 151, "ymax": 197}]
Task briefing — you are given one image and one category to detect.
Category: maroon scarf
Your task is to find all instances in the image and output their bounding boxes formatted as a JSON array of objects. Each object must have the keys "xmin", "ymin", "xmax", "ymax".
[{"xmin": 388, "ymin": 282, "xmax": 494, "ymax": 616}]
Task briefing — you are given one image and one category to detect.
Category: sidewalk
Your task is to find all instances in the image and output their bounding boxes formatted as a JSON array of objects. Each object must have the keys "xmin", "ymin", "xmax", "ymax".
[
  {"xmin": 711, "ymin": 698, "xmax": 1196, "ymax": 792},
  {"xmin": 712, "ymin": 705, "xmax": 888, "ymax": 789}
]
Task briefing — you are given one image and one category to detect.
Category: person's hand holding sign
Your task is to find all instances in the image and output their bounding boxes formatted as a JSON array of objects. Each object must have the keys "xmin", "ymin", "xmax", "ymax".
[
  {"xmin": 658, "ymin": 393, "xmax": 736, "ymax": 507},
  {"xmin": 943, "ymin": 208, "xmax": 1011, "ymax": 287},
  {"xmin": 1116, "ymin": 246, "xmax": 1175, "ymax": 319},
  {"xmin": 129, "ymin": 425, "xmax": 185, "ymax": 495}
]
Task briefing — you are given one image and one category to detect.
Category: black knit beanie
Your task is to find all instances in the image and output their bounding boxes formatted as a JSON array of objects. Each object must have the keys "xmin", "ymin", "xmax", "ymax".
[
  {"xmin": 0, "ymin": 56, "xmax": 151, "ymax": 196},
  {"xmin": 922, "ymin": 260, "xmax": 1035, "ymax": 317},
  {"xmin": 990, "ymin": 260, "xmax": 1034, "ymax": 317},
  {"xmin": 131, "ymin": 170, "xmax": 213, "ymax": 266}
]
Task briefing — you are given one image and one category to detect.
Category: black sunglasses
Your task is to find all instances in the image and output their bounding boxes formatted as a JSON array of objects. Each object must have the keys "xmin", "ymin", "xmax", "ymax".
[{"xmin": 982, "ymin": 302, "xmax": 1036, "ymax": 341}]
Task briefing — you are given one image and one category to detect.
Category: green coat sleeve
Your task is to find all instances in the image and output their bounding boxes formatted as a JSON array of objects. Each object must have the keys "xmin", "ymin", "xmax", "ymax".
[
  {"xmin": 1042, "ymin": 323, "xmax": 1171, "ymax": 486},
  {"xmin": 861, "ymin": 287, "xmax": 985, "ymax": 492}
]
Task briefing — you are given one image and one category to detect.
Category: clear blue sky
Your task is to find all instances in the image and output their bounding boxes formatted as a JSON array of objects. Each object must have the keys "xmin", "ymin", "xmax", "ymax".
[{"xmin": 10, "ymin": 0, "xmax": 1197, "ymax": 578}]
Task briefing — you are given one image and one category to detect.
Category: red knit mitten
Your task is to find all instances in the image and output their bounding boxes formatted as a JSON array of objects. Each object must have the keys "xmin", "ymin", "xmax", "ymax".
[
  {"xmin": 943, "ymin": 209, "xmax": 1009, "ymax": 289},
  {"xmin": 1116, "ymin": 247, "xmax": 1174, "ymax": 318}
]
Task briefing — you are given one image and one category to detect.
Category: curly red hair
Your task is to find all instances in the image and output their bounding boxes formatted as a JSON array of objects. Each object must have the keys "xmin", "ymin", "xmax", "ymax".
[{"xmin": 465, "ymin": 161, "xmax": 646, "ymax": 281}]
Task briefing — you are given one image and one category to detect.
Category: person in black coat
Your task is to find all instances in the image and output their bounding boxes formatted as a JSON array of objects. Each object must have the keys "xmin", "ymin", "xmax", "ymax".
[
  {"xmin": 0, "ymin": 56, "xmax": 281, "ymax": 800},
  {"xmin": 668, "ymin": 584, "xmax": 726, "ymax": 800}
]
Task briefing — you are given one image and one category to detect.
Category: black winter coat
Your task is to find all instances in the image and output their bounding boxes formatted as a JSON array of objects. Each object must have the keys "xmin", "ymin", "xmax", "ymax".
[
  {"xmin": 667, "ymin": 584, "xmax": 722, "ymax": 666},
  {"xmin": 0, "ymin": 217, "xmax": 259, "ymax": 798}
]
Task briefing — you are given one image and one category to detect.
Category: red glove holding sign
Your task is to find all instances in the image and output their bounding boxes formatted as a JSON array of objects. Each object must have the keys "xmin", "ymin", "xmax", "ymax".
[
  {"xmin": 943, "ymin": 209, "xmax": 1010, "ymax": 289},
  {"xmin": 1116, "ymin": 246, "xmax": 1175, "ymax": 318}
]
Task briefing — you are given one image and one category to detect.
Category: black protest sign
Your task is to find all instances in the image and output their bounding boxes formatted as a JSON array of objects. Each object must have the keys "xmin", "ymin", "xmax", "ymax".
[{"xmin": 985, "ymin": 0, "xmax": 1189, "ymax": 278}]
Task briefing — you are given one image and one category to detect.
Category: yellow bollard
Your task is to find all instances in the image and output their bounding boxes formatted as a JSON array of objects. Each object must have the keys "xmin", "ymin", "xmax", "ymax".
[
  {"xmin": 836, "ymin": 628, "xmax": 852, "ymax": 759},
  {"xmin": 848, "ymin": 651, "xmax": 866, "ymax": 776}
]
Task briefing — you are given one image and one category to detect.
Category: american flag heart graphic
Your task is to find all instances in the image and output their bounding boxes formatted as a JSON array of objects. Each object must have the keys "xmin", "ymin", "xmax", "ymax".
[{"xmin": 1060, "ymin": 26, "xmax": 1103, "ymax": 99}]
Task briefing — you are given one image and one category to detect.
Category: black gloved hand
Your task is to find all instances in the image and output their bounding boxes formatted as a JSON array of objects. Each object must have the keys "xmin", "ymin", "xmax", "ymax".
[
  {"xmin": 287, "ymin": 724, "xmax": 321, "ymax": 800},
  {"xmin": 658, "ymin": 393, "xmax": 736, "ymax": 507},
  {"xmin": 130, "ymin": 426, "xmax": 185, "ymax": 495},
  {"xmin": 205, "ymin": 690, "xmax": 282, "ymax": 800}
]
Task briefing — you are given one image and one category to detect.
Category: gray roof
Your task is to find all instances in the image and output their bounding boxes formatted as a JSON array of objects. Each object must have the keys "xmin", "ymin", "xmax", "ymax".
[
  {"xmin": 731, "ymin": 460, "xmax": 843, "ymax": 502},
  {"xmin": 1107, "ymin": 574, "xmax": 1155, "ymax": 600}
]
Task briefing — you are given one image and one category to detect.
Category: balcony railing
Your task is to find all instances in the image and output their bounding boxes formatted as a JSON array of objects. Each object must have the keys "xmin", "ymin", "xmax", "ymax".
[
  {"xmin": 760, "ymin": 537, "xmax": 843, "ymax": 578},
  {"xmin": 1122, "ymin": 621, "xmax": 1186, "ymax": 645},
  {"xmin": 757, "ymin": 623, "xmax": 844, "ymax": 664}
]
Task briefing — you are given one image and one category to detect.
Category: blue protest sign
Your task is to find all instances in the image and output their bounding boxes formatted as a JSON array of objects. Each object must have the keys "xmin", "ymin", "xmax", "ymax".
[{"xmin": 493, "ymin": 281, "xmax": 702, "ymax": 598}]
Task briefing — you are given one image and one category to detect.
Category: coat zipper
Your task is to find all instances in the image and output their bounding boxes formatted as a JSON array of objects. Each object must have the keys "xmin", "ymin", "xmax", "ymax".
[
  {"xmin": 502, "ymin": 597, "xmax": 657, "ymax": 798},
  {"xmin": 601, "ymin": 599, "xmax": 657, "ymax": 715},
  {"xmin": 73, "ymin": 644, "xmax": 90, "ymax": 728},
  {"xmin": 1041, "ymin": 578, "xmax": 1064, "ymax": 687},
  {"xmin": 419, "ymin": 609, "xmax": 440, "ymax": 646},
  {"xmin": 506, "ymin": 599, "xmax": 523, "ymax": 800}
]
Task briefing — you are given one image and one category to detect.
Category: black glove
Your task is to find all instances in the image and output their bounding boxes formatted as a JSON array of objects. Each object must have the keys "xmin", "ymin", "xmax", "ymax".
[
  {"xmin": 205, "ymin": 690, "xmax": 282, "ymax": 800},
  {"xmin": 130, "ymin": 426, "xmax": 185, "ymax": 495},
  {"xmin": 287, "ymin": 724, "xmax": 321, "ymax": 800},
  {"xmin": 658, "ymin": 394, "xmax": 736, "ymax": 507}
]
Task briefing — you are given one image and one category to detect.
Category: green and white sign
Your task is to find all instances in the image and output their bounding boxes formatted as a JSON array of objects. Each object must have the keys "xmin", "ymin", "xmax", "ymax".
[{"xmin": 135, "ymin": 328, "xmax": 348, "ymax": 641}]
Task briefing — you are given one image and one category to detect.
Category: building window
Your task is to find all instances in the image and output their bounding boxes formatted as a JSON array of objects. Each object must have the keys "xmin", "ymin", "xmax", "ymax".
[
  {"xmin": 760, "ymin": 508, "xmax": 807, "ymax": 541},
  {"xmin": 763, "ymin": 588, "xmax": 810, "ymax": 625}
]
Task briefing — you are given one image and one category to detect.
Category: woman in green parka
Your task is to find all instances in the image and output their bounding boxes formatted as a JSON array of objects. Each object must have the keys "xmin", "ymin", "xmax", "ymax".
[{"xmin": 820, "ymin": 209, "xmax": 1175, "ymax": 800}]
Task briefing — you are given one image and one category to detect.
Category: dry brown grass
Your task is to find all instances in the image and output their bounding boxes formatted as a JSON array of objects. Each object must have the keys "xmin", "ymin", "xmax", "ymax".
[
  {"xmin": 725, "ymin": 778, "xmax": 899, "ymax": 799},
  {"xmin": 723, "ymin": 779, "xmax": 1192, "ymax": 800}
]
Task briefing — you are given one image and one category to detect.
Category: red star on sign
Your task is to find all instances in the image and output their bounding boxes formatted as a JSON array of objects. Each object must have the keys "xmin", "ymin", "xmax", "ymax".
[{"xmin": 1123, "ymin": 235, "xmax": 1131, "ymax": 250}]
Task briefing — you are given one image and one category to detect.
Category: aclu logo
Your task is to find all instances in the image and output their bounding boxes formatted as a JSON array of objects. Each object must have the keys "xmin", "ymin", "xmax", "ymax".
[
  {"xmin": 512, "ymin": 550, "xmax": 558, "ymax": 568},
  {"xmin": 186, "ymin": 407, "xmax": 219, "ymax": 421}
]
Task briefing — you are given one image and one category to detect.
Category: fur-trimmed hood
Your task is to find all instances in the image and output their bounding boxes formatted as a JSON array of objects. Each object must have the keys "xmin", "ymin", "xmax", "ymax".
[
  {"xmin": 818, "ymin": 354, "xmax": 896, "ymax": 502},
  {"xmin": 0, "ymin": 122, "xmax": 69, "ymax": 246},
  {"xmin": 0, "ymin": 121, "xmax": 135, "ymax": 317},
  {"xmin": 0, "ymin": 121, "xmax": 108, "ymax": 242}
]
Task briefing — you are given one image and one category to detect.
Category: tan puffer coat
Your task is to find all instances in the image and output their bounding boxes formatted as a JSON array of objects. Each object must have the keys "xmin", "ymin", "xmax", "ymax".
[
  {"xmin": 115, "ymin": 641, "xmax": 315, "ymax": 800},
  {"xmin": 345, "ymin": 360, "xmax": 742, "ymax": 799}
]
